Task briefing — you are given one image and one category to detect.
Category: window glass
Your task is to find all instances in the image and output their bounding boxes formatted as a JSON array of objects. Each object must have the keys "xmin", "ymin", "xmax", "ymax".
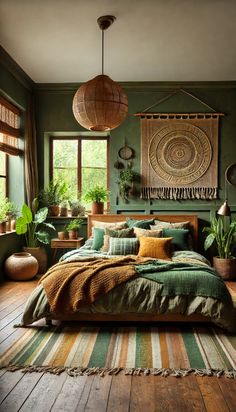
[
  {"xmin": 0, "ymin": 151, "xmax": 7, "ymax": 199},
  {"xmin": 51, "ymin": 137, "xmax": 108, "ymax": 210},
  {"xmin": 81, "ymin": 139, "xmax": 107, "ymax": 199},
  {"xmin": 53, "ymin": 140, "xmax": 78, "ymax": 199}
]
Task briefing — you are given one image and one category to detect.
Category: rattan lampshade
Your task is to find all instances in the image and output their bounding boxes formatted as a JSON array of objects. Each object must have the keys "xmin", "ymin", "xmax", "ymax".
[
  {"xmin": 72, "ymin": 15, "xmax": 128, "ymax": 131},
  {"xmin": 72, "ymin": 74, "xmax": 128, "ymax": 131}
]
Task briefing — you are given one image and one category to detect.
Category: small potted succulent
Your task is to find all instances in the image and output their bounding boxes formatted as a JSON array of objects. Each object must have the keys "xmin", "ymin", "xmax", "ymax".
[
  {"xmin": 84, "ymin": 185, "xmax": 109, "ymax": 214},
  {"xmin": 60, "ymin": 200, "xmax": 69, "ymax": 217},
  {"xmin": 0, "ymin": 201, "xmax": 7, "ymax": 233},
  {"xmin": 69, "ymin": 199, "xmax": 85, "ymax": 217},
  {"xmin": 65, "ymin": 218, "xmax": 83, "ymax": 239},
  {"xmin": 203, "ymin": 216, "xmax": 236, "ymax": 280}
]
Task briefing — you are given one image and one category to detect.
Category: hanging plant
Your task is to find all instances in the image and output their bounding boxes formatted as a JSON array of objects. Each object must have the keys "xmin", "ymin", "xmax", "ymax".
[{"xmin": 118, "ymin": 168, "xmax": 139, "ymax": 202}]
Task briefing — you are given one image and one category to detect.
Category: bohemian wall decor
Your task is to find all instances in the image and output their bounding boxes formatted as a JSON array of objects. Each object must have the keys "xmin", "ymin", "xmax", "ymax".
[{"xmin": 135, "ymin": 90, "xmax": 224, "ymax": 200}]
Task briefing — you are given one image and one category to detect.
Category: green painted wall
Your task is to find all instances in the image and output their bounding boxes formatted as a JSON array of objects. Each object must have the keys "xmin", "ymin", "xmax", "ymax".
[
  {"xmin": 35, "ymin": 82, "xmax": 236, "ymax": 253},
  {"xmin": 0, "ymin": 48, "xmax": 33, "ymax": 280}
]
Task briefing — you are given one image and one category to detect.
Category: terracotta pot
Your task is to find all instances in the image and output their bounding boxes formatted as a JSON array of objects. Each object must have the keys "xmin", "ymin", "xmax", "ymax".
[
  {"xmin": 6, "ymin": 217, "xmax": 11, "ymax": 231},
  {"xmin": 49, "ymin": 205, "xmax": 60, "ymax": 216},
  {"xmin": 4, "ymin": 252, "xmax": 38, "ymax": 280},
  {"xmin": 0, "ymin": 221, "xmax": 7, "ymax": 233},
  {"xmin": 11, "ymin": 219, "xmax": 16, "ymax": 230},
  {"xmin": 60, "ymin": 207, "xmax": 68, "ymax": 217},
  {"xmin": 58, "ymin": 231, "xmax": 65, "ymax": 240},
  {"xmin": 91, "ymin": 202, "xmax": 104, "ymax": 214},
  {"xmin": 68, "ymin": 230, "xmax": 78, "ymax": 239},
  {"xmin": 23, "ymin": 246, "xmax": 48, "ymax": 273},
  {"xmin": 213, "ymin": 256, "xmax": 236, "ymax": 280}
]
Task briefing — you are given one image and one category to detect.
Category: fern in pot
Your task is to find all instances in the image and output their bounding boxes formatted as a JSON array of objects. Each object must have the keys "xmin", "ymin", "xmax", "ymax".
[
  {"xmin": 84, "ymin": 185, "xmax": 109, "ymax": 214},
  {"xmin": 203, "ymin": 217, "xmax": 236, "ymax": 280}
]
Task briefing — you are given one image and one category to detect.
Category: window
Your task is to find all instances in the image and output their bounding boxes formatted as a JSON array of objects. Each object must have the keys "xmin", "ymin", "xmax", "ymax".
[
  {"xmin": 50, "ymin": 137, "xmax": 109, "ymax": 207},
  {"xmin": 0, "ymin": 152, "xmax": 8, "ymax": 198}
]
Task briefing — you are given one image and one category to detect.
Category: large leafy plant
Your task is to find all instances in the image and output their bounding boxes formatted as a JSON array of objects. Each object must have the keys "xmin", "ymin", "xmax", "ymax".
[
  {"xmin": 84, "ymin": 185, "xmax": 109, "ymax": 203},
  {"xmin": 203, "ymin": 217, "xmax": 236, "ymax": 259},
  {"xmin": 39, "ymin": 180, "xmax": 68, "ymax": 207},
  {"xmin": 16, "ymin": 202, "xmax": 55, "ymax": 247}
]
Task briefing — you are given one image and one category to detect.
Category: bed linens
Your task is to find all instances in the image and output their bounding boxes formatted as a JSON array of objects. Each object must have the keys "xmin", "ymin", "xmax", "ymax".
[{"xmin": 20, "ymin": 242, "xmax": 235, "ymax": 331}]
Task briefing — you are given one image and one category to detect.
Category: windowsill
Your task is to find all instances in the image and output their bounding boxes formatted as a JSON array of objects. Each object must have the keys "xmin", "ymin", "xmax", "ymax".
[{"xmin": 0, "ymin": 230, "xmax": 16, "ymax": 237}]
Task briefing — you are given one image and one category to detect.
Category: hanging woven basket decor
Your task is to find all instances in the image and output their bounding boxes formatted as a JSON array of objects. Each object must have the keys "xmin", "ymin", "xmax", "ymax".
[{"xmin": 72, "ymin": 74, "xmax": 128, "ymax": 131}]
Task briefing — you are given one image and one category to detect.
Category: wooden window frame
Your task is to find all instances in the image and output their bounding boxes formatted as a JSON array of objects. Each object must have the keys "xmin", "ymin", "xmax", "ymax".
[
  {"xmin": 49, "ymin": 135, "xmax": 110, "ymax": 196},
  {"xmin": 0, "ymin": 152, "xmax": 9, "ymax": 197}
]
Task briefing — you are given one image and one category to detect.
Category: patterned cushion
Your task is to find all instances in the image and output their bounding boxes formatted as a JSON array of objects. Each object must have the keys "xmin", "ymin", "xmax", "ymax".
[
  {"xmin": 134, "ymin": 227, "xmax": 162, "ymax": 238},
  {"xmin": 102, "ymin": 228, "xmax": 135, "ymax": 252},
  {"xmin": 92, "ymin": 227, "xmax": 105, "ymax": 250},
  {"xmin": 138, "ymin": 237, "xmax": 173, "ymax": 260},
  {"xmin": 162, "ymin": 228, "xmax": 191, "ymax": 251},
  {"xmin": 151, "ymin": 220, "xmax": 190, "ymax": 230},
  {"xmin": 92, "ymin": 220, "xmax": 127, "ymax": 231},
  {"xmin": 126, "ymin": 218, "xmax": 155, "ymax": 229},
  {"xmin": 108, "ymin": 237, "xmax": 139, "ymax": 255}
]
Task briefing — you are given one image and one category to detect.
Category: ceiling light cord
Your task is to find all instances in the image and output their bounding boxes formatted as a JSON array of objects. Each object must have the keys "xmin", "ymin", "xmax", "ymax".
[{"xmin": 102, "ymin": 30, "xmax": 104, "ymax": 75}]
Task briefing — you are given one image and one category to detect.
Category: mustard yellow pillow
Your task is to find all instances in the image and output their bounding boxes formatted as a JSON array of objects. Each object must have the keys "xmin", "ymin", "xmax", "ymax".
[{"xmin": 138, "ymin": 237, "xmax": 173, "ymax": 260}]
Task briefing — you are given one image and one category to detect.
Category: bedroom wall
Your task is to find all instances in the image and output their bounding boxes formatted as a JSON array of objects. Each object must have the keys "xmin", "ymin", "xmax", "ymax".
[
  {"xmin": 0, "ymin": 48, "xmax": 33, "ymax": 280},
  {"xmin": 34, "ymin": 82, "xmax": 236, "ymax": 254}
]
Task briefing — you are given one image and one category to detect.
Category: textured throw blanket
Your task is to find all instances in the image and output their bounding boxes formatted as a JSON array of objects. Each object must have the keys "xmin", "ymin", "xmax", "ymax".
[
  {"xmin": 40, "ymin": 256, "xmax": 149, "ymax": 314},
  {"xmin": 136, "ymin": 261, "xmax": 232, "ymax": 304}
]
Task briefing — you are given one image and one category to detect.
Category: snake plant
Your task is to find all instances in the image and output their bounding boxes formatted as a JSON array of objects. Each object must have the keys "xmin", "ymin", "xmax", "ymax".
[{"xmin": 203, "ymin": 217, "xmax": 236, "ymax": 259}]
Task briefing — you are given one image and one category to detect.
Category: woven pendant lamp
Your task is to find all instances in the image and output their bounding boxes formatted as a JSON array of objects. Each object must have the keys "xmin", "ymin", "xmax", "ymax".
[{"xmin": 72, "ymin": 15, "xmax": 128, "ymax": 131}]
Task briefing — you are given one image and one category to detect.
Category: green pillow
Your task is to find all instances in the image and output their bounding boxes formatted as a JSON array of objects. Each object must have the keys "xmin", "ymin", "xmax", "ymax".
[
  {"xmin": 106, "ymin": 227, "xmax": 134, "ymax": 238},
  {"xmin": 126, "ymin": 218, "xmax": 155, "ymax": 229},
  {"xmin": 108, "ymin": 237, "xmax": 139, "ymax": 255},
  {"xmin": 92, "ymin": 227, "xmax": 105, "ymax": 250},
  {"xmin": 162, "ymin": 228, "xmax": 190, "ymax": 251}
]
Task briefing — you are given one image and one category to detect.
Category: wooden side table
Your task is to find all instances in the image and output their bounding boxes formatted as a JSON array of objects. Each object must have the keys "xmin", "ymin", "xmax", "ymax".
[{"xmin": 51, "ymin": 237, "xmax": 84, "ymax": 263}]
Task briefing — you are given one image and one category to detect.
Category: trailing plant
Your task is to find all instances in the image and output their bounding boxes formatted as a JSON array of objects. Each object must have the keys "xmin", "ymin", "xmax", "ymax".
[
  {"xmin": 16, "ymin": 201, "xmax": 56, "ymax": 247},
  {"xmin": 84, "ymin": 185, "xmax": 109, "ymax": 203},
  {"xmin": 65, "ymin": 218, "xmax": 83, "ymax": 232},
  {"xmin": 203, "ymin": 217, "xmax": 236, "ymax": 259},
  {"xmin": 118, "ymin": 168, "xmax": 139, "ymax": 202}
]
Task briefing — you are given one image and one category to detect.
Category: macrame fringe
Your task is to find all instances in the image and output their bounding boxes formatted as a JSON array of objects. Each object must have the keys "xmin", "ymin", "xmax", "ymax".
[
  {"xmin": 1, "ymin": 365, "xmax": 235, "ymax": 378},
  {"xmin": 141, "ymin": 187, "xmax": 217, "ymax": 200}
]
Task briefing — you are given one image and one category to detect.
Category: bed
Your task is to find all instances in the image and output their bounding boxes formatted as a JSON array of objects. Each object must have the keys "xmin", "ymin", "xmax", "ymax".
[{"xmin": 21, "ymin": 214, "xmax": 235, "ymax": 331}]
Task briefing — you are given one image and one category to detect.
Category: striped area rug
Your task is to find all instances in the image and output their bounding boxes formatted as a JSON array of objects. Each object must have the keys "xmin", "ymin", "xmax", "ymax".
[{"xmin": 0, "ymin": 324, "xmax": 236, "ymax": 377}]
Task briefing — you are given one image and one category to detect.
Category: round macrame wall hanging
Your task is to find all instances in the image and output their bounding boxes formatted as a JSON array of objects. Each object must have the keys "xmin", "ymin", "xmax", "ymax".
[{"xmin": 148, "ymin": 123, "xmax": 212, "ymax": 185}]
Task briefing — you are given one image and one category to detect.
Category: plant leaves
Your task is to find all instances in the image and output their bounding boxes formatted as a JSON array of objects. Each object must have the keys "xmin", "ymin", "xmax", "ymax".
[
  {"xmin": 34, "ymin": 207, "xmax": 48, "ymax": 224},
  {"xmin": 22, "ymin": 204, "xmax": 32, "ymax": 224},
  {"xmin": 16, "ymin": 217, "xmax": 28, "ymax": 235},
  {"xmin": 204, "ymin": 233, "xmax": 216, "ymax": 251},
  {"xmin": 36, "ymin": 230, "xmax": 50, "ymax": 245},
  {"xmin": 43, "ymin": 222, "xmax": 56, "ymax": 231}
]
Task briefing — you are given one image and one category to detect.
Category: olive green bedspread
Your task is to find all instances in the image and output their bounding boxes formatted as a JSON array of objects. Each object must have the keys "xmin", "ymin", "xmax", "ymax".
[{"xmin": 21, "ymin": 247, "xmax": 235, "ymax": 331}]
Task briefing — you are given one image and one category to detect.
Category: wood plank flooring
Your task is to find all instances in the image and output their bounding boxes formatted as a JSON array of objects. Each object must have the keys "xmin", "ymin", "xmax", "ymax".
[{"xmin": 0, "ymin": 279, "xmax": 235, "ymax": 412}]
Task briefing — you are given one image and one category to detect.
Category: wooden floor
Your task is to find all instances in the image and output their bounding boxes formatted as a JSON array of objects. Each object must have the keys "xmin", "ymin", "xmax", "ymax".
[{"xmin": 0, "ymin": 279, "xmax": 236, "ymax": 412}]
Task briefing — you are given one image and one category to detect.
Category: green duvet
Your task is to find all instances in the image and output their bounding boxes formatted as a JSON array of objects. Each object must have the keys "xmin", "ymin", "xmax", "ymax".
[{"xmin": 21, "ymin": 243, "xmax": 236, "ymax": 331}]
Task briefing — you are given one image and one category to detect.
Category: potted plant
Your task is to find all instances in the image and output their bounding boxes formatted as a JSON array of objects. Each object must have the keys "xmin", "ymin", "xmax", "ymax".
[
  {"xmin": 60, "ymin": 199, "xmax": 69, "ymax": 217},
  {"xmin": 65, "ymin": 218, "xmax": 83, "ymax": 239},
  {"xmin": 0, "ymin": 200, "xmax": 7, "ymax": 234},
  {"xmin": 69, "ymin": 199, "xmax": 85, "ymax": 217},
  {"xmin": 203, "ymin": 216, "xmax": 236, "ymax": 280},
  {"xmin": 84, "ymin": 185, "xmax": 109, "ymax": 214},
  {"xmin": 16, "ymin": 200, "xmax": 56, "ymax": 273},
  {"xmin": 4, "ymin": 198, "xmax": 19, "ymax": 231},
  {"xmin": 118, "ymin": 167, "xmax": 139, "ymax": 202},
  {"xmin": 39, "ymin": 180, "xmax": 67, "ymax": 216}
]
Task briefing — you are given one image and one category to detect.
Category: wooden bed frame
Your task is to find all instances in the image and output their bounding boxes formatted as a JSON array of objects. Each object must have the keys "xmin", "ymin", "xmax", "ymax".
[{"xmin": 47, "ymin": 213, "xmax": 209, "ymax": 324}]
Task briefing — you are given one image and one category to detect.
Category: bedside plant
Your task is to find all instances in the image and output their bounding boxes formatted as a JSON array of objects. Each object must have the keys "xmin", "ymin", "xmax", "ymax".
[
  {"xmin": 65, "ymin": 218, "xmax": 83, "ymax": 239},
  {"xmin": 84, "ymin": 185, "xmax": 109, "ymax": 214},
  {"xmin": 203, "ymin": 216, "xmax": 236, "ymax": 280}
]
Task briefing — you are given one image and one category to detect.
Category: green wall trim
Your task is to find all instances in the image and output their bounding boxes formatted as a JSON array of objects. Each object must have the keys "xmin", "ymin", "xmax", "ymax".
[
  {"xmin": 0, "ymin": 46, "xmax": 34, "ymax": 91},
  {"xmin": 34, "ymin": 80, "xmax": 236, "ymax": 93}
]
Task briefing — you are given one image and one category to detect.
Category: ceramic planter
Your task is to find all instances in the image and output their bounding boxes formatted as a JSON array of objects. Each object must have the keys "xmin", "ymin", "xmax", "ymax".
[
  {"xmin": 68, "ymin": 230, "xmax": 78, "ymax": 239},
  {"xmin": 4, "ymin": 252, "xmax": 38, "ymax": 280},
  {"xmin": 213, "ymin": 256, "xmax": 236, "ymax": 280},
  {"xmin": 91, "ymin": 202, "xmax": 104, "ymax": 214},
  {"xmin": 49, "ymin": 205, "xmax": 60, "ymax": 216}
]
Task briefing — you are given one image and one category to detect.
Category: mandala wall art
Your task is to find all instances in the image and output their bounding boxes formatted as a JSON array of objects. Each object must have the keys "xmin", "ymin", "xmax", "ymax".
[{"xmin": 136, "ymin": 112, "xmax": 223, "ymax": 200}]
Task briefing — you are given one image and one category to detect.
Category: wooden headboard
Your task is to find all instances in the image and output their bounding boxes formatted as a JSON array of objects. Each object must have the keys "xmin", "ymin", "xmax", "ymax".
[{"xmin": 87, "ymin": 214, "xmax": 198, "ymax": 249}]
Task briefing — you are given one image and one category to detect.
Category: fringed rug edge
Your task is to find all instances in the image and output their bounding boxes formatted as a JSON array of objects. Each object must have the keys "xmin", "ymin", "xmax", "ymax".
[{"xmin": 1, "ymin": 365, "xmax": 236, "ymax": 378}]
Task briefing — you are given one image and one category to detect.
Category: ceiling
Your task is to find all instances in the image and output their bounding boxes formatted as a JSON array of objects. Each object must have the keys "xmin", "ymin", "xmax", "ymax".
[{"xmin": 0, "ymin": 0, "xmax": 236, "ymax": 83}]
